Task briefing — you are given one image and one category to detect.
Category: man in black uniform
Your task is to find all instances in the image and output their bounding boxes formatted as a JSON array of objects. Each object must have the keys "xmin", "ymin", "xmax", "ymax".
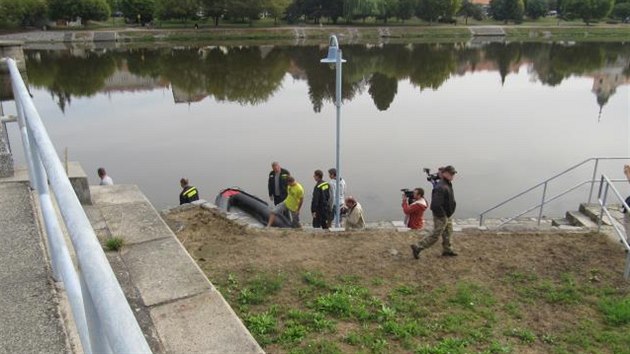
[
  {"xmin": 411, "ymin": 165, "xmax": 458, "ymax": 259},
  {"xmin": 179, "ymin": 178, "xmax": 200, "ymax": 205},
  {"xmin": 268, "ymin": 161, "xmax": 290, "ymax": 205},
  {"xmin": 311, "ymin": 170, "xmax": 331, "ymax": 229}
]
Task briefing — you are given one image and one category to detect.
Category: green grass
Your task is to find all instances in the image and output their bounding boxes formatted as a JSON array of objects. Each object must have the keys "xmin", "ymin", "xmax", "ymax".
[
  {"xmin": 212, "ymin": 270, "xmax": 630, "ymax": 353},
  {"xmin": 104, "ymin": 236, "xmax": 124, "ymax": 251}
]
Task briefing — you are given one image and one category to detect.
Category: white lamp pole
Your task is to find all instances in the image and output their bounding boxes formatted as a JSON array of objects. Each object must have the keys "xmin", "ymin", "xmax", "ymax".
[{"xmin": 321, "ymin": 35, "xmax": 346, "ymax": 228}]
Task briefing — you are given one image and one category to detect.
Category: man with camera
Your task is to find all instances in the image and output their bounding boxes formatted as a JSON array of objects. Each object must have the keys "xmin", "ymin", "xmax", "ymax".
[
  {"xmin": 411, "ymin": 165, "xmax": 458, "ymax": 259},
  {"xmin": 401, "ymin": 188, "xmax": 427, "ymax": 230}
]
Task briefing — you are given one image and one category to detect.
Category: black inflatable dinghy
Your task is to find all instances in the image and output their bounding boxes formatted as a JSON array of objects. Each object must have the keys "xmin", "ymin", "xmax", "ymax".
[{"xmin": 215, "ymin": 188, "xmax": 292, "ymax": 228}]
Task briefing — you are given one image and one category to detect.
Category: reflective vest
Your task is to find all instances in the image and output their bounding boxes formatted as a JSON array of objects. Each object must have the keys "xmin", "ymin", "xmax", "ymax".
[{"xmin": 180, "ymin": 186, "xmax": 199, "ymax": 205}]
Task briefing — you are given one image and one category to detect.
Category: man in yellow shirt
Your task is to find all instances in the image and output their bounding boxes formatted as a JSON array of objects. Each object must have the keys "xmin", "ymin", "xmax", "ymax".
[{"xmin": 268, "ymin": 176, "xmax": 304, "ymax": 228}]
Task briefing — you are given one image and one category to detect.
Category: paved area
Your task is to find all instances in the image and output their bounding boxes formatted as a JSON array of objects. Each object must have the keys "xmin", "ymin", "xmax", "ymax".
[
  {"xmin": 88, "ymin": 184, "xmax": 263, "ymax": 353},
  {"xmin": 0, "ymin": 182, "xmax": 68, "ymax": 353}
]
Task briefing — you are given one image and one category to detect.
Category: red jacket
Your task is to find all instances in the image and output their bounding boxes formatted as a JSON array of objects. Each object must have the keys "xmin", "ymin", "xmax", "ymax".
[{"xmin": 402, "ymin": 198, "xmax": 428, "ymax": 229}]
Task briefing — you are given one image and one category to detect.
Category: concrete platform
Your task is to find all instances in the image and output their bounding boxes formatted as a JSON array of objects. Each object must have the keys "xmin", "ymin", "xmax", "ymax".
[
  {"xmin": 0, "ymin": 182, "xmax": 68, "ymax": 353},
  {"xmin": 88, "ymin": 184, "xmax": 263, "ymax": 353}
]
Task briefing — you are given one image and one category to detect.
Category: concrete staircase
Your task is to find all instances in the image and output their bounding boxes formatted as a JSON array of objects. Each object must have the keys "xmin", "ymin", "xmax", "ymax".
[{"xmin": 553, "ymin": 203, "xmax": 626, "ymax": 230}]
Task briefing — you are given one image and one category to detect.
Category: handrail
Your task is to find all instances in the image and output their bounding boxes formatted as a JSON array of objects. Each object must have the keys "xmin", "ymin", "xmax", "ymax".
[
  {"xmin": 596, "ymin": 174, "xmax": 630, "ymax": 279},
  {"xmin": 4, "ymin": 58, "xmax": 151, "ymax": 353},
  {"xmin": 494, "ymin": 178, "xmax": 628, "ymax": 228},
  {"xmin": 479, "ymin": 157, "xmax": 630, "ymax": 226}
]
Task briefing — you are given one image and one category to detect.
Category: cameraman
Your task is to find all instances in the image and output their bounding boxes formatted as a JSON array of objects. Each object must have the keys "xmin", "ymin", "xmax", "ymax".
[
  {"xmin": 411, "ymin": 165, "xmax": 458, "ymax": 259},
  {"xmin": 402, "ymin": 188, "xmax": 427, "ymax": 230}
]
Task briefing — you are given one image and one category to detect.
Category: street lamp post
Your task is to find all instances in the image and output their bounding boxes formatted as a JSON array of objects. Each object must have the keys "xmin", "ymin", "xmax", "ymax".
[{"xmin": 321, "ymin": 35, "xmax": 346, "ymax": 228}]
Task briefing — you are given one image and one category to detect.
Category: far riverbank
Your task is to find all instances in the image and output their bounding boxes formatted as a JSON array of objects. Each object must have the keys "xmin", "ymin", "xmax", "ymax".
[{"xmin": 1, "ymin": 25, "xmax": 630, "ymax": 45}]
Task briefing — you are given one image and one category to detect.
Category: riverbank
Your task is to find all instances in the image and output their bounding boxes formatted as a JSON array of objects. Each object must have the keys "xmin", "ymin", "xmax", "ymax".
[{"xmin": 1, "ymin": 24, "xmax": 630, "ymax": 45}]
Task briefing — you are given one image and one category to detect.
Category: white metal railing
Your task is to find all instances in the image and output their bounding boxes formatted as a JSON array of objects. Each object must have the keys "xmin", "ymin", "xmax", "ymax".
[
  {"xmin": 479, "ymin": 157, "xmax": 630, "ymax": 227},
  {"xmin": 4, "ymin": 58, "xmax": 151, "ymax": 353},
  {"xmin": 596, "ymin": 174, "xmax": 630, "ymax": 279}
]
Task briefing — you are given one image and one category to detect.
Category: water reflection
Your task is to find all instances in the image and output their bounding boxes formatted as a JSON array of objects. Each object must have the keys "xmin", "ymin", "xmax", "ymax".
[{"xmin": 24, "ymin": 42, "xmax": 630, "ymax": 114}]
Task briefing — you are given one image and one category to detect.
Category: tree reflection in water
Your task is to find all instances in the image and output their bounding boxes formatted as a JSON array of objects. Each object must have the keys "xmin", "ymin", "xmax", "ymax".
[{"xmin": 23, "ymin": 42, "xmax": 630, "ymax": 113}]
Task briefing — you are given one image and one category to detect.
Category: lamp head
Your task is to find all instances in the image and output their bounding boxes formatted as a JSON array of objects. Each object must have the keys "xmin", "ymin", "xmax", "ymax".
[{"xmin": 320, "ymin": 35, "xmax": 347, "ymax": 64}]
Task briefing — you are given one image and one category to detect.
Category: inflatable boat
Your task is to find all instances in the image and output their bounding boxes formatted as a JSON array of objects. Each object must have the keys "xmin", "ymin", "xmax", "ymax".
[{"xmin": 215, "ymin": 188, "xmax": 292, "ymax": 228}]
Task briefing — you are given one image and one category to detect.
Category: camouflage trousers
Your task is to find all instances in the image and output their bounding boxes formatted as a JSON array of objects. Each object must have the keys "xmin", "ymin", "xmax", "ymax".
[{"xmin": 416, "ymin": 216, "xmax": 454, "ymax": 253}]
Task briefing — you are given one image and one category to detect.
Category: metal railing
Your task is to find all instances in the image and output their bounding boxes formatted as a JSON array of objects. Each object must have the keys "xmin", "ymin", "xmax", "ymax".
[
  {"xmin": 596, "ymin": 174, "xmax": 630, "ymax": 279},
  {"xmin": 479, "ymin": 157, "xmax": 630, "ymax": 227},
  {"xmin": 4, "ymin": 58, "xmax": 151, "ymax": 354}
]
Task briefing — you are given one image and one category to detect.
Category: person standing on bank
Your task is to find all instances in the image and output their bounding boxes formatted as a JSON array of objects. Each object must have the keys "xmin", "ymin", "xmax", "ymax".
[
  {"xmin": 179, "ymin": 178, "xmax": 200, "ymax": 205},
  {"xmin": 97, "ymin": 167, "xmax": 113, "ymax": 185},
  {"xmin": 268, "ymin": 161, "xmax": 290, "ymax": 206},
  {"xmin": 402, "ymin": 188, "xmax": 428, "ymax": 230},
  {"xmin": 328, "ymin": 168, "xmax": 346, "ymax": 226},
  {"xmin": 268, "ymin": 176, "xmax": 304, "ymax": 228},
  {"xmin": 311, "ymin": 170, "xmax": 331, "ymax": 229},
  {"xmin": 411, "ymin": 165, "xmax": 458, "ymax": 259}
]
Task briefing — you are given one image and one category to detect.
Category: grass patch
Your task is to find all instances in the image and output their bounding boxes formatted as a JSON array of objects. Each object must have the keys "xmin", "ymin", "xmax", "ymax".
[
  {"xmin": 104, "ymin": 237, "xmax": 124, "ymax": 251},
  {"xmin": 599, "ymin": 297, "xmax": 630, "ymax": 325},
  {"xmin": 238, "ymin": 273, "xmax": 285, "ymax": 305}
]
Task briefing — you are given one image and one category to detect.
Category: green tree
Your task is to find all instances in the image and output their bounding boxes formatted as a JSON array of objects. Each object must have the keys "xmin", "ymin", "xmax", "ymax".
[
  {"xmin": 457, "ymin": 0, "xmax": 483, "ymax": 24},
  {"xmin": 155, "ymin": 0, "xmax": 199, "ymax": 20},
  {"xmin": 416, "ymin": 0, "xmax": 445, "ymax": 23},
  {"xmin": 48, "ymin": 0, "xmax": 110, "ymax": 23},
  {"xmin": 120, "ymin": 0, "xmax": 156, "ymax": 23},
  {"xmin": 444, "ymin": 0, "xmax": 462, "ymax": 20},
  {"xmin": 561, "ymin": 0, "xmax": 613, "ymax": 24},
  {"xmin": 200, "ymin": 0, "xmax": 227, "ymax": 25},
  {"xmin": 612, "ymin": 2, "xmax": 630, "ymax": 19},
  {"xmin": 227, "ymin": 0, "xmax": 264, "ymax": 23},
  {"xmin": 526, "ymin": 0, "xmax": 548, "ymax": 18},
  {"xmin": 0, "ymin": 0, "xmax": 47, "ymax": 26},
  {"xmin": 395, "ymin": 0, "xmax": 415, "ymax": 21},
  {"xmin": 375, "ymin": 0, "xmax": 399, "ymax": 22},
  {"xmin": 265, "ymin": 0, "xmax": 292, "ymax": 24},
  {"xmin": 489, "ymin": 0, "xmax": 524, "ymax": 23}
]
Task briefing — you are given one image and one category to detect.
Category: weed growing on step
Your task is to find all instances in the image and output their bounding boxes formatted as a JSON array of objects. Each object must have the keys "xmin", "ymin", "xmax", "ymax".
[{"xmin": 105, "ymin": 237, "xmax": 124, "ymax": 251}]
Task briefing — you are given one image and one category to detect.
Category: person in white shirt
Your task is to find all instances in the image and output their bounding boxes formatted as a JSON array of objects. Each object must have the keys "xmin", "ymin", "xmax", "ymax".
[
  {"xmin": 97, "ymin": 167, "xmax": 113, "ymax": 185},
  {"xmin": 328, "ymin": 168, "xmax": 346, "ymax": 226}
]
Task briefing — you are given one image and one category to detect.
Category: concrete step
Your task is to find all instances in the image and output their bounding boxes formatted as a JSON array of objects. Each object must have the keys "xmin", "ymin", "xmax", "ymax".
[
  {"xmin": 0, "ymin": 182, "xmax": 68, "ymax": 353},
  {"xmin": 565, "ymin": 211, "xmax": 599, "ymax": 229},
  {"xmin": 551, "ymin": 218, "xmax": 572, "ymax": 227},
  {"xmin": 579, "ymin": 203, "xmax": 617, "ymax": 226}
]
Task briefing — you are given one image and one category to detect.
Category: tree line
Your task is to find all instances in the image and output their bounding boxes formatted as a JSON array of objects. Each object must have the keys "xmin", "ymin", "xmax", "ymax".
[{"xmin": 0, "ymin": 0, "xmax": 627, "ymax": 28}]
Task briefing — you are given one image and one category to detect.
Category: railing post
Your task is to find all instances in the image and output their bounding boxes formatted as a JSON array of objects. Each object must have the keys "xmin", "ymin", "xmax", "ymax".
[
  {"xmin": 12, "ymin": 83, "xmax": 36, "ymax": 189},
  {"xmin": 537, "ymin": 182, "xmax": 548, "ymax": 226},
  {"xmin": 598, "ymin": 180, "xmax": 609, "ymax": 233},
  {"xmin": 588, "ymin": 158, "xmax": 599, "ymax": 204},
  {"xmin": 479, "ymin": 214, "xmax": 484, "ymax": 227},
  {"xmin": 625, "ymin": 253, "xmax": 630, "ymax": 280}
]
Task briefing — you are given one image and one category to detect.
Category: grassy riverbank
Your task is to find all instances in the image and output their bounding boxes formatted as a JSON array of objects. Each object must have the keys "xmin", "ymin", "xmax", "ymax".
[
  {"xmin": 110, "ymin": 24, "xmax": 630, "ymax": 43},
  {"xmin": 165, "ymin": 208, "xmax": 630, "ymax": 354}
]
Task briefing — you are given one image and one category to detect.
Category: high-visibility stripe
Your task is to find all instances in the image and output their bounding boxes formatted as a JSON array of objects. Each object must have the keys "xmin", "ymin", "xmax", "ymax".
[
  {"xmin": 185, "ymin": 187, "xmax": 197, "ymax": 198},
  {"xmin": 317, "ymin": 182, "xmax": 329, "ymax": 190}
]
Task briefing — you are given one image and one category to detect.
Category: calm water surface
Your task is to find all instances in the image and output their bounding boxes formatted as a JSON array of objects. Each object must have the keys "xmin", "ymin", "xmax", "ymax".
[{"xmin": 5, "ymin": 41, "xmax": 630, "ymax": 221}]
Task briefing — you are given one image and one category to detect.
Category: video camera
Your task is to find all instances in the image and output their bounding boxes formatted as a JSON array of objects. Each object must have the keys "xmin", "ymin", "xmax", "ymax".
[
  {"xmin": 401, "ymin": 188, "xmax": 415, "ymax": 204},
  {"xmin": 423, "ymin": 168, "xmax": 440, "ymax": 183}
]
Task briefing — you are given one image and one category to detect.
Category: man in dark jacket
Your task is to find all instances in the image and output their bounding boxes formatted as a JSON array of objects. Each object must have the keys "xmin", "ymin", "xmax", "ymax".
[
  {"xmin": 268, "ymin": 161, "xmax": 290, "ymax": 205},
  {"xmin": 179, "ymin": 178, "xmax": 200, "ymax": 205},
  {"xmin": 311, "ymin": 169, "xmax": 331, "ymax": 229},
  {"xmin": 411, "ymin": 165, "xmax": 458, "ymax": 259}
]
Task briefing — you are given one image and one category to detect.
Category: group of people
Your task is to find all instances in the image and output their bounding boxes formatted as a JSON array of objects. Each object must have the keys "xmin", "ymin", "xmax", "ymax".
[{"xmin": 266, "ymin": 161, "xmax": 365, "ymax": 230}]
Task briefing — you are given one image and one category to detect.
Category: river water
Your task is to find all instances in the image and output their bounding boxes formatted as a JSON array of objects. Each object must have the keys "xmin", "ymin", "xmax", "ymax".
[{"xmin": 4, "ymin": 41, "xmax": 630, "ymax": 221}]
